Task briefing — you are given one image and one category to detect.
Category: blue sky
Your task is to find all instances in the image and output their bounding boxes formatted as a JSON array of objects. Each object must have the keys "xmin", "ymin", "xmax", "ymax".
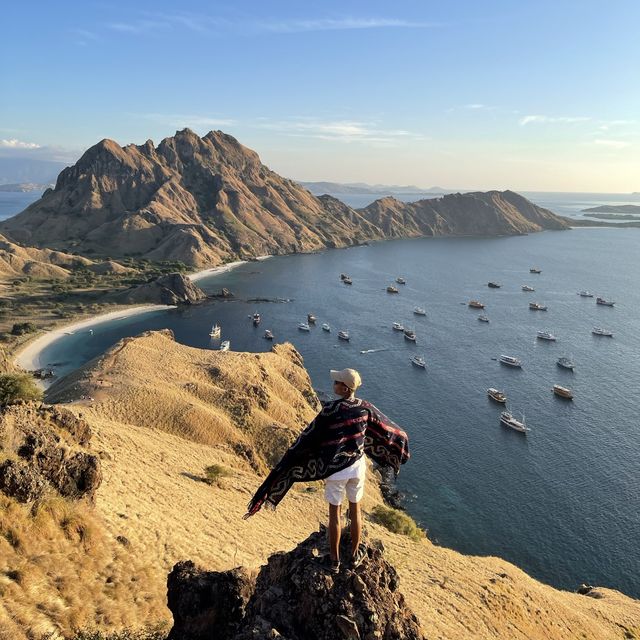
[{"xmin": 1, "ymin": 0, "xmax": 639, "ymax": 191}]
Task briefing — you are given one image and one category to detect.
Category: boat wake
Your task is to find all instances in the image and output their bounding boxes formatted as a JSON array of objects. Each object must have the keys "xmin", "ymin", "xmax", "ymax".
[{"xmin": 360, "ymin": 348, "xmax": 389, "ymax": 354}]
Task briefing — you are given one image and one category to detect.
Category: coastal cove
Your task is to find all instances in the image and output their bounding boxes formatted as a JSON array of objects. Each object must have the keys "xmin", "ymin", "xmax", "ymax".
[{"xmin": 25, "ymin": 227, "xmax": 640, "ymax": 598}]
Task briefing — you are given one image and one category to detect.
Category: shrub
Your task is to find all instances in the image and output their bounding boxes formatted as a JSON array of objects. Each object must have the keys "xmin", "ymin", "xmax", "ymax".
[
  {"xmin": 371, "ymin": 505, "xmax": 425, "ymax": 542},
  {"xmin": 11, "ymin": 322, "xmax": 37, "ymax": 336},
  {"xmin": 203, "ymin": 464, "xmax": 232, "ymax": 486},
  {"xmin": 0, "ymin": 373, "xmax": 43, "ymax": 405}
]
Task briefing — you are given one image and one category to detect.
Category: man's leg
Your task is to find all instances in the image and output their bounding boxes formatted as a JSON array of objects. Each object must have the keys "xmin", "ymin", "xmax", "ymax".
[
  {"xmin": 329, "ymin": 503, "xmax": 342, "ymax": 561},
  {"xmin": 348, "ymin": 500, "xmax": 361, "ymax": 556}
]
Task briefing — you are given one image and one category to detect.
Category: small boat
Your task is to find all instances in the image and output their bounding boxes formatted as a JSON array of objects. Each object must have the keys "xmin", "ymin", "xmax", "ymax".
[
  {"xmin": 478, "ymin": 315, "xmax": 490, "ymax": 323},
  {"xmin": 343, "ymin": 277, "xmax": 352, "ymax": 285},
  {"xmin": 263, "ymin": 329, "xmax": 274, "ymax": 340},
  {"xmin": 500, "ymin": 411, "xmax": 528, "ymax": 433},
  {"xmin": 499, "ymin": 354, "xmax": 522, "ymax": 368},
  {"xmin": 307, "ymin": 313, "xmax": 317, "ymax": 324},
  {"xmin": 468, "ymin": 300, "xmax": 485, "ymax": 309},
  {"xmin": 392, "ymin": 322, "xmax": 405, "ymax": 331},
  {"xmin": 530, "ymin": 268, "xmax": 542, "ymax": 274},
  {"xmin": 529, "ymin": 302, "xmax": 547, "ymax": 311},
  {"xmin": 219, "ymin": 340, "xmax": 230, "ymax": 351},
  {"xmin": 592, "ymin": 327, "xmax": 613, "ymax": 337},
  {"xmin": 387, "ymin": 285, "xmax": 399, "ymax": 294},
  {"xmin": 410, "ymin": 355, "xmax": 426, "ymax": 368},
  {"xmin": 487, "ymin": 388, "xmax": 507, "ymax": 403},
  {"xmin": 537, "ymin": 330, "xmax": 556, "ymax": 341},
  {"xmin": 322, "ymin": 323, "xmax": 331, "ymax": 332},
  {"xmin": 596, "ymin": 297, "xmax": 615, "ymax": 306},
  {"xmin": 338, "ymin": 330, "xmax": 350, "ymax": 341},
  {"xmin": 488, "ymin": 282, "xmax": 501, "ymax": 288},
  {"xmin": 403, "ymin": 329, "xmax": 416, "ymax": 342},
  {"xmin": 413, "ymin": 307, "xmax": 427, "ymax": 316},
  {"xmin": 577, "ymin": 291, "xmax": 594, "ymax": 298},
  {"xmin": 522, "ymin": 285, "xmax": 535, "ymax": 292},
  {"xmin": 340, "ymin": 273, "xmax": 348, "ymax": 281},
  {"xmin": 252, "ymin": 312, "xmax": 261, "ymax": 326},
  {"xmin": 298, "ymin": 322, "xmax": 311, "ymax": 331},
  {"xmin": 553, "ymin": 384, "xmax": 573, "ymax": 399},
  {"xmin": 209, "ymin": 324, "xmax": 221, "ymax": 339},
  {"xmin": 396, "ymin": 277, "xmax": 406, "ymax": 284},
  {"xmin": 557, "ymin": 356, "xmax": 575, "ymax": 370}
]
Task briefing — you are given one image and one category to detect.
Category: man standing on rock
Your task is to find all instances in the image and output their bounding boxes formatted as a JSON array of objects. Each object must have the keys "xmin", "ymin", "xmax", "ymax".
[{"xmin": 245, "ymin": 368, "xmax": 409, "ymax": 574}]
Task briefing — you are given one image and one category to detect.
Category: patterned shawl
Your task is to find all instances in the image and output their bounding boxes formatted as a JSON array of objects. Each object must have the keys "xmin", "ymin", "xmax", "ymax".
[{"xmin": 244, "ymin": 397, "xmax": 409, "ymax": 518}]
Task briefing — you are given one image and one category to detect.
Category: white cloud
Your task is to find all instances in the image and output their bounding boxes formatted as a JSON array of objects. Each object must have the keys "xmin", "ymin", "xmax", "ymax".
[
  {"xmin": 593, "ymin": 139, "xmax": 631, "ymax": 149},
  {"xmin": 256, "ymin": 18, "xmax": 438, "ymax": 33},
  {"xmin": 138, "ymin": 113, "xmax": 236, "ymax": 129},
  {"xmin": 519, "ymin": 115, "xmax": 591, "ymax": 126},
  {"xmin": 0, "ymin": 138, "xmax": 41, "ymax": 149},
  {"xmin": 464, "ymin": 104, "xmax": 487, "ymax": 110}
]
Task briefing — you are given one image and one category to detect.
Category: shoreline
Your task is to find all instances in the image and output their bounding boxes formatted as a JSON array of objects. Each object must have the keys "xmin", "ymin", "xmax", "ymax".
[{"xmin": 188, "ymin": 255, "xmax": 271, "ymax": 283}]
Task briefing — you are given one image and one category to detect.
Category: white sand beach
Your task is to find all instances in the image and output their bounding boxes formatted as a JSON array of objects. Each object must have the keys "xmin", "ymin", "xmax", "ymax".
[{"xmin": 188, "ymin": 255, "xmax": 271, "ymax": 283}]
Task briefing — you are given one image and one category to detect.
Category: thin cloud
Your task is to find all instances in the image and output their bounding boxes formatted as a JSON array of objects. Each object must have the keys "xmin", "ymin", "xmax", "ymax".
[
  {"xmin": 138, "ymin": 113, "xmax": 237, "ymax": 129},
  {"xmin": 593, "ymin": 139, "xmax": 631, "ymax": 149},
  {"xmin": 256, "ymin": 18, "xmax": 439, "ymax": 33},
  {"xmin": 519, "ymin": 115, "xmax": 591, "ymax": 126},
  {"xmin": 0, "ymin": 138, "xmax": 41, "ymax": 149},
  {"xmin": 464, "ymin": 104, "xmax": 488, "ymax": 110}
]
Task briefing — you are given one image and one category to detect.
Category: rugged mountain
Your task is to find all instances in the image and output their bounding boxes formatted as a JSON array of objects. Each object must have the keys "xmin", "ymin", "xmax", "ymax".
[{"xmin": 359, "ymin": 190, "xmax": 569, "ymax": 237}]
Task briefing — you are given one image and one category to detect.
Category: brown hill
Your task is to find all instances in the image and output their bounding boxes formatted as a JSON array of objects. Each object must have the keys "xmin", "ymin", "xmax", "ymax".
[{"xmin": 0, "ymin": 130, "xmax": 568, "ymax": 268}]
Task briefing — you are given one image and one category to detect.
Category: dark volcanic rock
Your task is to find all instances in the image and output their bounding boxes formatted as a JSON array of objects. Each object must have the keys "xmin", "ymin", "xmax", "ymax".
[
  {"xmin": 167, "ymin": 528, "xmax": 425, "ymax": 640},
  {"xmin": 112, "ymin": 272, "xmax": 208, "ymax": 305},
  {"xmin": 0, "ymin": 459, "xmax": 47, "ymax": 502}
]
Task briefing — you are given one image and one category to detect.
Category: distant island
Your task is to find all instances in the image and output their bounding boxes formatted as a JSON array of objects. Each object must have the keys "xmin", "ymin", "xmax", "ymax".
[
  {"xmin": 300, "ymin": 181, "xmax": 453, "ymax": 196},
  {"xmin": 582, "ymin": 204, "xmax": 640, "ymax": 214},
  {"xmin": 0, "ymin": 182, "xmax": 51, "ymax": 193}
]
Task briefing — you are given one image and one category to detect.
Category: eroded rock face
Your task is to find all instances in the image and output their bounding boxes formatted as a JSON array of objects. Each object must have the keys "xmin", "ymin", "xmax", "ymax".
[
  {"xmin": 167, "ymin": 528, "xmax": 425, "ymax": 640},
  {"xmin": 112, "ymin": 272, "xmax": 208, "ymax": 305}
]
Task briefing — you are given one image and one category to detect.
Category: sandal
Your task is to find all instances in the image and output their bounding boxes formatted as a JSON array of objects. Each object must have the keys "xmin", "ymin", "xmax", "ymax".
[
  {"xmin": 350, "ymin": 544, "xmax": 367, "ymax": 569},
  {"xmin": 321, "ymin": 555, "xmax": 341, "ymax": 574}
]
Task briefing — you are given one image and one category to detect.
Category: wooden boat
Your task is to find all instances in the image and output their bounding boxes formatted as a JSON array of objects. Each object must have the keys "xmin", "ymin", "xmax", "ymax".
[
  {"xmin": 468, "ymin": 300, "xmax": 485, "ymax": 309},
  {"xmin": 338, "ymin": 330, "xmax": 350, "ymax": 341},
  {"xmin": 553, "ymin": 384, "xmax": 573, "ymax": 400},
  {"xmin": 387, "ymin": 285, "xmax": 399, "ymax": 293},
  {"xmin": 487, "ymin": 388, "xmax": 507, "ymax": 403},
  {"xmin": 488, "ymin": 282, "xmax": 501, "ymax": 288}
]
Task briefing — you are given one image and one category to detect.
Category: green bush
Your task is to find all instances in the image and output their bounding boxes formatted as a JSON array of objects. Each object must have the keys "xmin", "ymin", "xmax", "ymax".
[
  {"xmin": 371, "ymin": 505, "xmax": 425, "ymax": 542},
  {"xmin": 0, "ymin": 373, "xmax": 43, "ymax": 406},
  {"xmin": 11, "ymin": 322, "xmax": 37, "ymax": 336},
  {"xmin": 203, "ymin": 464, "xmax": 232, "ymax": 486}
]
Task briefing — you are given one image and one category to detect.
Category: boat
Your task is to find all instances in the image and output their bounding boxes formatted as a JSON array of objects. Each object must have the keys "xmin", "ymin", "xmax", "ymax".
[
  {"xmin": 340, "ymin": 273, "xmax": 348, "ymax": 281},
  {"xmin": 392, "ymin": 322, "xmax": 405, "ymax": 331},
  {"xmin": 537, "ymin": 330, "xmax": 556, "ymax": 341},
  {"xmin": 252, "ymin": 312, "xmax": 261, "ymax": 326},
  {"xmin": 500, "ymin": 411, "xmax": 528, "ymax": 433},
  {"xmin": 209, "ymin": 324, "xmax": 221, "ymax": 339},
  {"xmin": 592, "ymin": 327, "xmax": 613, "ymax": 337},
  {"xmin": 522, "ymin": 285, "xmax": 535, "ymax": 292},
  {"xmin": 298, "ymin": 322, "xmax": 311, "ymax": 331},
  {"xmin": 343, "ymin": 277, "xmax": 353, "ymax": 285},
  {"xmin": 596, "ymin": 297, "xmax": 615, "ymax": 306},
  {"xmin": 263, "ymin": 329, "xmax": 274, "ymax": 340},
  {"xmin": 338, "ymin": 330, "xmax": 350, "ymax": 341},
  {"xmin": 386, "ymin": 285, "xmax": 399, "ymax": 293},
  {"xmin": 307, "ymin": 313, "xmax": 317, "ymax": 324},
  {"xmin": 468, "ymin": 300, "xmax": 485, "ymax": 309},
  {"xmin": 488, "ymin": 282, "xmax": 501, "ymax": 288},
  {"xmin": 553, "ymin": 384, "xmax": 573, "ymax": 399},
  {"xmin": 530, "ymin": 268, "xmax": 542, "ymax": 274},
  {"xmin": 478, "ymin": 315, "xmax": 490, "ymax": 323},
  {"xmin": 413, "ymin": 307, "xmax": 427, "ymax": 316},
  {"xmin": 557, "ymin": 356, "xmax": 575, "ymax": 370},
  {"xmin": 499, "ymin": 354, "xmax": 522, "ymax": 368},
  {"xmin": 487, "ymin": 388, "xmax": 507, "ymax": 403},
  {"xmin": 578, "ymin": 291, "xmax": 594, "ymax": 297},
  {"xmin": 410, "ymin": 355, "xmax": 426, "ymax": 368},
  {"xmin": 403, "ymin": 329, "xmax": 416, "ymax": 342},
  {"xmin": 396, "ymin": 277, "xmax": 406, "ymax": 284},
  {"xmin": 529, "ymin": 302, "xmax": 547, "ymax": 311},
  {"xmin": 219, "ymin": 340, "xmax": 230, "ymax": 351},
  {"xmin": 322, "ymin": 323, "xmax": 331, "ymax": 332}
]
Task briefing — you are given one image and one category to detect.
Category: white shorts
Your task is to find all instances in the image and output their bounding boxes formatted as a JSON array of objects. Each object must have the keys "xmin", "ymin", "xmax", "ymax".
[{"xmin": 324, "ymin": 475, "xmax": 365, "ymax": 506}]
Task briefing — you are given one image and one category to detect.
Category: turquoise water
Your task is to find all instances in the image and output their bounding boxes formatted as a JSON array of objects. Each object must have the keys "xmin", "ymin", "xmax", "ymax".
[{"xmin": 39, "ymin": 227, "xmax": 640, "ymax": 597}]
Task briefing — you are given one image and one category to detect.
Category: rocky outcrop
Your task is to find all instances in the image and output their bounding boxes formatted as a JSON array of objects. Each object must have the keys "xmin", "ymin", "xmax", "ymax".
[
  {"xmin": 0, "ymin": 403, "xmax": 101, "ymax": 502},
  {"xmin": 167, "ymin": 528, "xmax": 425, "ymax": 640},
  {"xmin": 111, "ymin": 272, "xmax": 207, "ymax": 305}
]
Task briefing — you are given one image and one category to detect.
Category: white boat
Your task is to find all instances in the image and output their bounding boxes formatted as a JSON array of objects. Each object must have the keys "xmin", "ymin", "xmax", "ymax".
[
  {"xmin": 403, "ymin": 329, "xmax": 416, "ymax": 342},
  {"xmin": 592, "ymin": 327, "xmax": 613, "ymax": 337},
  {"xmin": 322, "ymin": 323, "xmax": 331, "ymax": 332},
  {"xmin": 487, "ymin": 388, "xmax": 507, "ymax": 403},
  {"xmin": 209, "ymin": 323, "xmax": 221, "ymax": 338},
  {"xmin": 219, "ymin": 340, "xmax": 230, "ymax": 351},
  {"xmin": 529, "ymin": 302, "xmax": 547, "ymax": 311},
  {"xmin": 396, "ymin": 277, "xmax": 406, "ymax": 284},
  {"xmin": 263, "ymin": 329, "xmax": 274, "ymax": 340},
  {"xmin": 557, "ymin": 356, "xmax": 575, "ymax": 370},
  {"xmin": 596, "ymin": 297, "xmax": 615, "ymax": 306},
  {"xmin": 413, "ymin": 307, "xmax": 427, "ymax": 316},
  {"xmin": 577, "ymin": 291, "xmax": 593, "ymax": 297},
  {"xmin": 499, "ymin": 354, "xmax": 522, "ymax": 368},
  {"xmin": 392, "ymin": 322, "xmax": 405, "ymax": 331},
  {"xmin": 298, "ymin": 323, "xmax": 311, "ymax": 332},
  {"xmin": 252, "ymin": 312, "xmax": 261, "ymax": 326},
  {"xmin": 338, "ymin": 330, "xmax": 350, "ymax": 341},
  {"xmin": 500, "ymin": 411, "xmax": 528, "ymax": 433},
  {"xmin": 522, "ymin": 285, "xmax": 535, "ymax": 292},
  {"xmin": 537, "ymin": 330, "xmax": 556, "ymax": 341},
  {"xmin": 410, "ymin": 355, "xmax": 426, "ymax": 368},
  {"xmin": 478, "ymin": 315, "xmax": 490, "ymax": 323},
  {"xmin": 553, "ymin": 384, "xmax": 573, "ymax": 399}
]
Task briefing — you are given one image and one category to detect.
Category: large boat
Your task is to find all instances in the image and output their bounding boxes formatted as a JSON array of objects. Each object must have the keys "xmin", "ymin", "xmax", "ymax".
[
  {"xmin": 487, "ymin": 388, "xmax": 507, "ymax": 403},
  {"xmin": 522, "ymin": 285, "xmax": 535, "ymax": 292},
  {"xmin": 529, "ymin": 302, "xmax": 547, "ymax": 311},
  {"xmin": 219, "ymin": 340, "xmax": 230, "ymax": 352},
  {"xmin": 500, "ymin": 411, "xmax": 528, "ymax": 433},
  {"xmin": 413, "ymin": 307, "xmax": 427, "ymax": 316},
  {"xmin": 578, "ymin": 290, "xmax": 594, "ymax": 297},
  {"xmin": 343, "ymin": 276, "xmax": 353, "ymax": 285},
  {"xmin": 410, "ymin": 355, "xmax": 426, "ymax": 368},
  {"xmin": 596, "ymin": 297, "xmax": 615, "ymax": 306},
  {"xmin": 403, "ymin": 329, "xmax": 417, "ymax": 342},
  {"xmin": 468, "ymin": 300, "xmax": 485, "ymax": 309},
  {"xmin": 209, "ymin": 324, "xmax": 221, "ymax": 339},
  {"xmin": 592, "ymin": 327, "xmax": 613, "ymax": 337},
  {"xmin": 396, "ymin": 277, "xmax": 406, "ymax": 284},
  {"xmin": 530, "ymin": 267, "xmax": 542, "ymax": 274},
  {"xmin": 298, "ymin": 322, "xmax": 311, "ymax": 332},
  {"xmin": 553, "ymin": 384, "xmax": 573, "ymax": 399},
  {"xmin": 307, "ymin": 313, "xmax": 317, "ymax": 324},
  {"xmin": 557, "ymin": 356, "xmax": 575, "ymax": 370},
  {"xmin": 499, "ymin": 354, "xmax": 522, "ymax": 368},
  {"xmin": 537, "ymin": 330, "xmax": 556, "ymax": 341},
  {"xmin": 386, "ymin": 285, "xmax": 399, "ymax": 294},
  {"xmin": 478, "ymin": 315, "xmax": 490, "ymax": 323},
  {"xmin": 488, "ymin": 282, "xmax": 501, "ymax": 288},
  {"xmin": 252, "ymin": 312, "xmax": 261, "ymax": 326},
  {"xmin": 263, "ymin": 329, "xmax": 274, "ymax": 340},
  {"xmin": 338, "ymin": 330, "xmax": 350, "ymax": 341},
  {"xmin": 322, "ymin": 323, "xmax": 331, "ymax": 332},
  {"xmin": 392, "ymin": 322, "xmax": 405, "ymax": 331}
]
